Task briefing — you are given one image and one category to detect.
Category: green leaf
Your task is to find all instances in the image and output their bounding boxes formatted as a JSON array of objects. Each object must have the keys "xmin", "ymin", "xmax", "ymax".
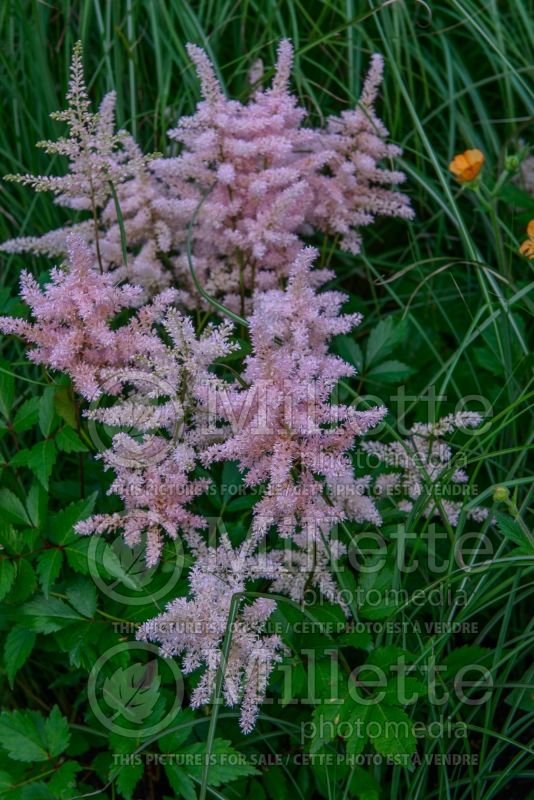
[
  {"xmin": 0, "ymin": 488, "xmax": 32, "ymax": 526},
  {"xmin": 347, "ymin": 767, "xmax": 380, "ymax": 800},
  {"xmin": 0, "ymin": 359, "xmax": 14, "ymax": 419},
  {"xmin": 496, "ymin": 511, "xmax": 533, "ymax": 549},
  {"xmin": 49, "ymin": 493, "xmax": 97, "ymax": 545},
  {"xmin": 0, "ymin": 558, "xmax": 16, "ymax": 601},
  {"xmin": 4, "ymin": 625, "xmax": 36, "ymax": 688},
  {"xmin": 334, "ymin": 335, "xmax": 364, "ymax": 371},
  {"xmin": 23, "ymin": 595, "xmax": 83, "ymax": 633},
  {"xmin": 12, "ymin": 396, "xmax": 40, "ymax": 433},
  {"xmin": 48, "ymin": 761, "xmax": 82, "ymax": 799},
  {"xmin": 166, "ymin": 739, "xmax": 258, "ymax": 790},
  {"xmin": 365, "ymin": 318, "xmax": 408, "ymax": 367},
  {"xmin": 66, "ymin": 576, "xmax": 97, "ymax": 618},
  {"xmin": 56, "ymin": 427, "xmax": 88, "ymax": 453},
  {"xmin": 115, "ymin": 762, "xmax": 144, "ymax": 800},
  {"xmin": 442, "ymin": 646, "xmax": 492, "ymax": 678},
  {"xmin": 367, "ymin": 359, "xmax": 415, "ymax": 382},
  {"xmin": 4, "ymin": 559, "xmax": 37, "ymax": 604},
  {"xmin": 367, "ymin": 704, "xmax": 416, "ymax": 756},
  {"xmin": 44, "ymin": 705, "xmax": 70, "ymax": 758},
  {"xmin": 164, "ymin": 765, "xmax": 196, "ymax": 800},
  {"xmin": 37, "ymin": 549, "xmax": 64, "ymax": 596},
  {"xmin": 103, "ymin": 662, "xmax": 161, "ymax": 723},
  {"xmin": 53, "ymin": 386, "xmax": 78, "ymax": 429},
  {"xmin": 0, "ymin": 709, "xmax": 49, "ymax": 762},
  {"xmin": 345, "ymin": 706, "xmax": 370, "ymax": 755},
  {"xmin": 27, "ymin": 440, "xmax": 57, "ymax": 489},
  {"xmin": 26, "ymin": 482, "xmax": 48, "ymax": 529},
  {"xmin": 38, "ymin": 387, "xmax": 58, "ymax": 437}
]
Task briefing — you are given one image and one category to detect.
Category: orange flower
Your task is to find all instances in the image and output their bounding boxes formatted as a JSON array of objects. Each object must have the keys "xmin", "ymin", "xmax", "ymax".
[
  {"xmin": 449, "ymin": 149, "xmax": 485, "ymax": 183},
  {"xmin": 519, "ymin": 220, "xmax": 534, "ymax": 259}
]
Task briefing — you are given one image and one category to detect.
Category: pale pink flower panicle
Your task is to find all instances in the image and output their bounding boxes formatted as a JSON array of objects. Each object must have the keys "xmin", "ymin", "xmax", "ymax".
[
  {"xmin": 204, "ymin": 247, "xmax": 387, "ymax": 539},
  {"xmin": 137, "ymin": 534, "xmax": 285, "ymax": 733},
  {"xmin": 0, "ymin": 235, "xmax": 148, "ymax": 400}
]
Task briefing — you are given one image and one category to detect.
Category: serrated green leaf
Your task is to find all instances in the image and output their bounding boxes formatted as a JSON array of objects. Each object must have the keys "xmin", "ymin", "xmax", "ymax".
[
  {"xmin": 367, "ymin": 704, "xmax": 416, "ymax": 756},
  {"xmin": 164, "ymin": 764, "xmax": 196, "ymax": 800},
  {"xmin": 39, "ymin": 387, "xmax": 58, "ymax": 437},
  {"xmin": 56, "ymin": 427, "xmax": 88, "ymax": 453},
  {"xmin": 347, "ymin": 767, "xmax": 380, "ymax": 800},
  {"xmin": 0, "ymin": 488, "xmax": 32, "ymax": 526},
  {"xmin": 367, "ymin": 359, "xmax": 415, "ymax": 382},
  {"xmin": 115, "ymin": 761, "xmax": 144, "ymax": 800},
  {"xmin": 333, "ymin": 334, "xmax": 363, "ymax": 371},
  {"xmin": 27, "ymin": 440, "xmax": 57, "ymax": 489},
  {"xmin": 66, "ymin": 576, "xmax": 97, "ymax": 618},
  {"xmin": 4, "ymin": 559, "xmax": 37, "ymax": 604},
  {"xmin": 167, "ymin": 739, "xmax": 258, "ymax": 789},
  {"xmin": 495, "ymin": 511, "xmax": 532, "ymax": 549},
  {"xmin": 12, "ymin": 396, "xmax": 40, "ymax": 433},
  {"xmin": 23, "ymin": 596, "xmax": 83, "ymax": 633},
  {"xmin": 366, "ymin": 318, "xmax": 408, "ymax": 367},
  {"xmin": 37, "ymin": 549, "xmax": 64, "ymax": 596},
  {"xmin": 0, "ymin": 558, "xmax": 16, "ymax": 601},
  {"xmin": 53, "ymin": 385, "xmax": 78, "ymax": 429},
  {"xmin": 0, "ymin": 360, "xmax": 14, "ymax": 420},
  {"xmin": 0, "ymin": 709, "xmax": 49, "ymax": 762},
  {"xmin": 44, "ymin": 705, "xmax": 70, "ymax": 758},
  {"xmin": 4, "ymin": 625, "xmax": 36, "ymax": 688},
  {"xmin": 48, "ymin": 761, "xmax": 81, "ymax": 799},
  {"xmin": 49, "ymin": 493, "xmax": 97, "ymax": 545},
  {"xmin": 26, "ymin": 482, "xmax": 48, "ymax": 529}
]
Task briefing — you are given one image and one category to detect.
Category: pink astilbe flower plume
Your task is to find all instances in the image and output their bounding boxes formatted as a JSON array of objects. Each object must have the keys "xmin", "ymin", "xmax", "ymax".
[
  {"xmin": 137, "ymin": 533, "xmax": 285, "ymax": 733},
  {"xmin": 2, "ymin": 42, "xmax": 173, "ymax": 293},
  {"xmin": 151, "ymin": 40, "xmax": 412, "ymax": 312},
  {"xmin": 204, "ymin": 247, "xmax": 387, "ymax": 540},
  {"xmin": 0, "ymin": 235, "xmax": 153, "ymax": 400},
  {"xmin": 308, "ymin": 53, "xmax": 415, "ymax": 254},
  {"xmin": 76, "ymin": 308, "xmax": 236, "ymax": 565},
  {"xmin": 363, "ymin": 412, "xmax": 489, "ymax": 526},
  {"xmin": 151, "ymin": 39, "xmax": 317, "ymax": 313}
]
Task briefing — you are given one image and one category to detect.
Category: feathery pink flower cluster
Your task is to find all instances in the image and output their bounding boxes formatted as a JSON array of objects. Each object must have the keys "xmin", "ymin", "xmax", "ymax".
[
  {"xmin": 3, "ymin": 40, "xmax": 412, "ymax": 312},
  {"xmin": 153, "ymin": 41, "xmax": 413, "ymax": 312},
  {"xmin": 137, "ymin": 533, "xmax": 285, "ymax": 733},
  {"xmin": 2, "ymin": 42, "xmax": 173, "ymax": 293},
  {"xmin": 204, "ymin": 247, "xmax": 387, "ymax": 538},
  {"xmin": 363, "ymin": 412, "xmax": 489, "ymax": 526},
  {"xmin": 76, "ymin": 308, "xmax": 236, "ymax": 566},
  {"xmin": 0, "ymin": 235, "xmax": 163, "ymax": 400}
]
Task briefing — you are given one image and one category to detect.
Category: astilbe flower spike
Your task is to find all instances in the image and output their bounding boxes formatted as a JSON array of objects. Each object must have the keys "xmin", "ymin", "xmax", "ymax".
[
  {"xmin": 137, "ymin": 533, "xmax": 285, "ymax": 733},
  {"xmin": 362, "ymin": 411, "xmax": 489, "ymax": 526},
  {"xmin": 0, "ymin": 235, "xmax": 161, "ymax": 400},
  {"xmin": 151, "ymin": 40, "xmax": 412, "ymax": 312},
  {"xmin": 204, "ymin": 246, "xmax": 387, "ymax": 540},
  {"xmin": 76, "ymin": 308, "xmax": 237, "ymax": 566},
  {"xmin": 2, "ymin": 42, "xmax": 173, "ymax": 293}
]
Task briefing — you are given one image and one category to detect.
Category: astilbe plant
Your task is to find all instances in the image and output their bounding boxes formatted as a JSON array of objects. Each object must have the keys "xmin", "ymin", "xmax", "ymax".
[
  {"xmin": 0, "ymin": 39, "xmax": 484, "ymax": 733},
  {"xmin": 76, "ymin": 308, "xmax": 237, "ymax": 566}
]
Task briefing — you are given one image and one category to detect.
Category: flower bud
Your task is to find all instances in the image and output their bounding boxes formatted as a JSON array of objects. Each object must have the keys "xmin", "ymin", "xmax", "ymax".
[{"xmin": 493, "ymin": 485, "xmax": 510, "ymax": 503}]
